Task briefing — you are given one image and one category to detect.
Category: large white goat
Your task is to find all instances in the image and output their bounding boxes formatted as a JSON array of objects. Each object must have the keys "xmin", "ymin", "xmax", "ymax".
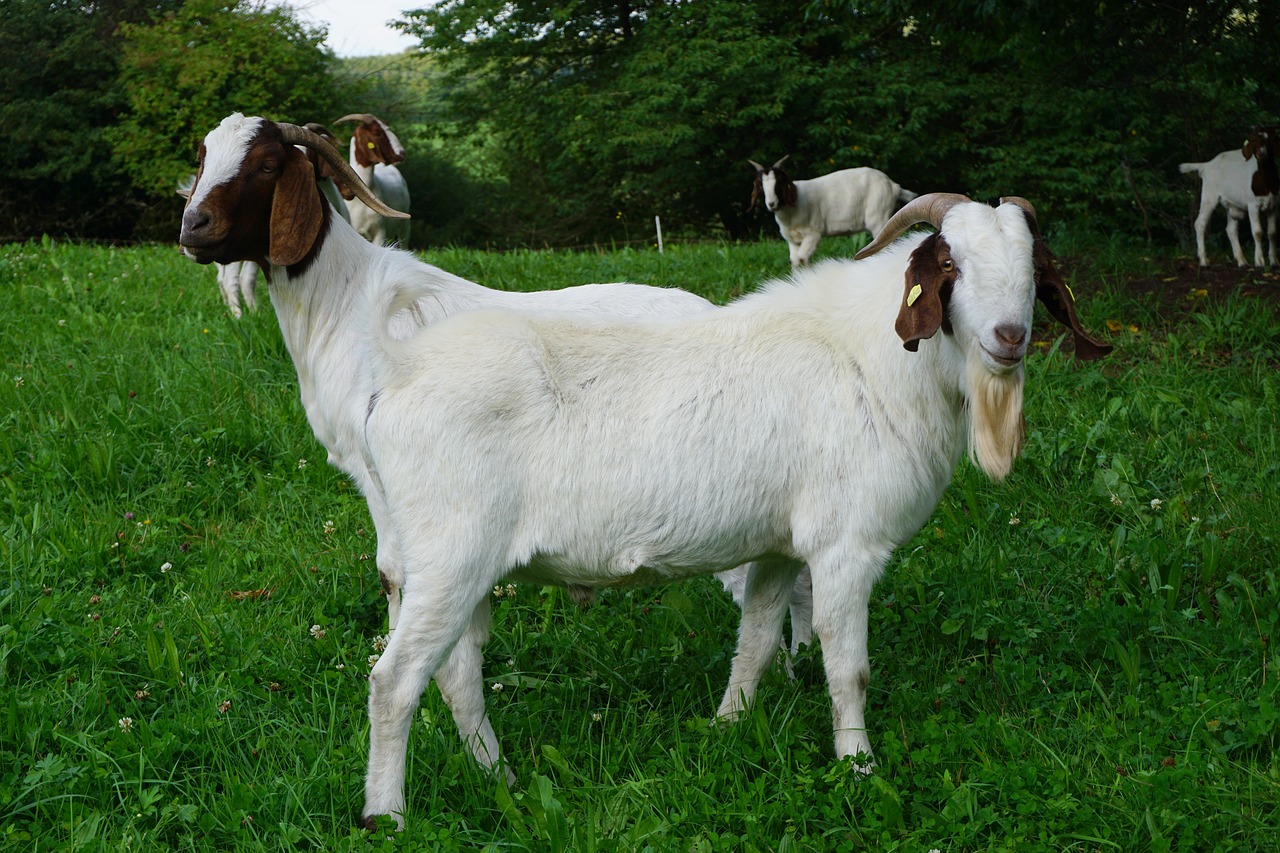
[
  {"xmin": 750, "ymin": 156, "xmax": 917, "ymax": 267},
  {"xmin": 177, "ymin": 113, "xmax": 812, "ymax": 780},
  {"xmin": 1179, "ymin": 126, "xmax": 1279, "ymax": 268},
  {"xmin": 337, "ymin": 113, "xmax": 411, "ymax": 247},
  {"xmin": 352, "ymin": 192, "xmax": 1111, "ymax": 826}
]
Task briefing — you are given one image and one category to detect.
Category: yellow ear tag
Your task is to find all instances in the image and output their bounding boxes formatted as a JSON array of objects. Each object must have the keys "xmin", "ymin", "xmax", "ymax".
[
  {"xmin": 367, "ymin": 141, "xmax": 376, "ymax": 149},
  {"xmin": 907, "ymin": 283, "xmax": 923, "ymax": 307}
]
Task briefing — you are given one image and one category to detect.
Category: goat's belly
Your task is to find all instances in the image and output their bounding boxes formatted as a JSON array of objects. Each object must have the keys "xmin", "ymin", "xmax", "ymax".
[{"xmin": 508, "ymin": 524, "xmax": 791, "ymax": 589}]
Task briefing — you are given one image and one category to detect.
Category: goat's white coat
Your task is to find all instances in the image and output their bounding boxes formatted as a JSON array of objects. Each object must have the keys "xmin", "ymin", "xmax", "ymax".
[
  {"xmin": 1179, "ymin": 146, "xmax": 1279, "ymax": 268},
  {"xmin": 180, "ymin": 114, "xmax": 811, "ymax": 793},
  {"xmin": 357, "ymin": 200, "xmax": 1043, "ymax": 825},
  {"xmin": 760, "ymin": 166, "xmax": 916, "ymax": 267}
]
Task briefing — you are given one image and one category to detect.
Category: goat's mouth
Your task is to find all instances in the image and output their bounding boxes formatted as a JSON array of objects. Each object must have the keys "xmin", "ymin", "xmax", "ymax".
[{"xmin": 980, "ymin": 345, "xmax": 1024, "ymax": 370}]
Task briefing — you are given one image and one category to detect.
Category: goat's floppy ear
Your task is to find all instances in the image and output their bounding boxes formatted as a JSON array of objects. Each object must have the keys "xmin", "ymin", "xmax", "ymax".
[
  {"xmin": 268, "ymin": 149, "xmax": 324, "ymax": 267},
  {"xmin": 778, "ymin": 173, "xmax": 799, "ymax": 207},
  {"xmin": 1006, "ymin": 205, "xmax": 1113, "ymax": 360},
  {"xmin": 896, "ymin": 233, "xmax": 956, "ymax": 352},
  {"xmin": 1031, "ymin": 240, "xmax": 1113, "ymax": 360}
]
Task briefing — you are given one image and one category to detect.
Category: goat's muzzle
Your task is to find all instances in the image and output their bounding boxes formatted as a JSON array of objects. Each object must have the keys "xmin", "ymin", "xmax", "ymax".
[
  {"xmin": 179, "ymin": 205, "xmax": 226, "ymax": 264},
  {"xmin": 980, "ymin": 323, "xmax": 1030, "ymax": 371}
]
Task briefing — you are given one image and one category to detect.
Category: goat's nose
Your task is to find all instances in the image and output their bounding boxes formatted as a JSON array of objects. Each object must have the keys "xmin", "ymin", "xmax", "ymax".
[
  {"xmin": 994, "ymin": 324, "xmax": 1027, "ymax": 349},
  {"xmin": 181, "ymin": 206, "xmax": 211, "ymax": 239}
]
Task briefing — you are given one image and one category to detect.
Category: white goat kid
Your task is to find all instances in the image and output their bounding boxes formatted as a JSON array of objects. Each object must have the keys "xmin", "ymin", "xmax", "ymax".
[
  {"xmin": 357, "ymin": 192, "xmax": 1111, "ymax": 827},
  {"xmin": 177, "ymin": 114, "xmax": 811, "ymax": 791},
  {"xmin": 1179, "ymin": 126, "xmax": 1280, "ymax": 268},
  {"xmin": 337, "ymin": 113, "xmax": 411, "ymax": 247},
  {"xmin": 750, "ymin": 155, "xmax": 917, "ymax": 267}
]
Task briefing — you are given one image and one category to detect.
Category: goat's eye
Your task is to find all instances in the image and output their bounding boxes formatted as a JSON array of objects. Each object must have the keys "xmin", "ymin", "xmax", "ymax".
[
  {"xmin": 261, "ymin": 160, "xmax": 277, "ymax": 174},
  {"xmin": 940, "ymin": 258, "xmax": 955, "ymax": 272}
]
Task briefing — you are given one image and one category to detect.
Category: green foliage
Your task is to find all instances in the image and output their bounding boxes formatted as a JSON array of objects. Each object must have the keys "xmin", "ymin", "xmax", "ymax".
[
  {"xmin": 110, "ymin": 0, "xmax": 352, "ymax": 205},
  {"xmin": 2, "ymin": 236, "xmax": 1278, "ymax": 849},
  {"xmin": 0, "ymin": 0, "xmax": 181, "ymax": 241}
]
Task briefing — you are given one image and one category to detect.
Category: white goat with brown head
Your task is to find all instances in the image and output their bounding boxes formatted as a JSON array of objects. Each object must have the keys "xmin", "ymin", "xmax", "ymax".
[
  {"xmin": 355, "ymin": 192, "xmax": 1111, "ymax": 827},
  {"xmin": 336, "ymin": 113, "xmax": 411, "ymax": 247},
  {"xmin": 750, "ymin": 155, "xmax": 917, "ymax": 267},
  {"xmin": 1179, "ymin": 126, "xmax": 1280, "ymax": 267},
  {"xmin": 177, "ymin": 113, "xmax": 813, "ymax": 796}
]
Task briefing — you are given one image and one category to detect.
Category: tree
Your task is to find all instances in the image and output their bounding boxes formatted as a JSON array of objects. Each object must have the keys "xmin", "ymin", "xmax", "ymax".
[
  {"xmin": 0, "ymin": 1, "xmax": 181, "ymax": 241},
  {"xmin": 111, "ymin": 0, "xmax": 351, "ymax": 206}
]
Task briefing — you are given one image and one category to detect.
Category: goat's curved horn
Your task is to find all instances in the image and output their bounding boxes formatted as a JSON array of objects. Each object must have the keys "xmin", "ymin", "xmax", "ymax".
[
  {"xmin": 278, "ymin": 122, "xmax": 410, "ymax": 220},
  {"xmin": 999, "ymin": 196, "xmax": 1037, "ymax": 225},
  {"xmin": 335, "ymin": 113, "xmax": 378, "ymax": 125},
  {"xmin": 854, "ymin": 192, "xmax": 970, "ymax": 260},
  {"xmin": 748, "ymin": 159, "xmax": 765, "ymax": 171},
  {"xmin": 772, "ymin": 154, "xmax": 790, "ymax": 169}
]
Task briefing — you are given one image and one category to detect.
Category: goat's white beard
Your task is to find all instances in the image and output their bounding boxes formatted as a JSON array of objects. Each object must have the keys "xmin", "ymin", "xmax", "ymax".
[{"xmin": 966, "ymin": 358, "xmax": 1026, "ymax": 481}]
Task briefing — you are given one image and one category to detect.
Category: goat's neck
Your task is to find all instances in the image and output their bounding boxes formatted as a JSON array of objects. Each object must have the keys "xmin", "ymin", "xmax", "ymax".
[{"xmin": 349, "ymin": 139, "xmax": 376, "ymax": 185}]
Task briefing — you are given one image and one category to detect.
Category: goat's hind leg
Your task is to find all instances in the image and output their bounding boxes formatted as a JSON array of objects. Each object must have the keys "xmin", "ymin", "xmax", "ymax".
[
  {"xmin": 715, "ymin": 557, "xmax": 802, "ymax": 721},
  {"xmin": 363, "ymin": 575, "xmax": 490, "ymax": 829},
  {"xmin": 434, "ymin": 597, "xmax": 513, "ymax": 784}
]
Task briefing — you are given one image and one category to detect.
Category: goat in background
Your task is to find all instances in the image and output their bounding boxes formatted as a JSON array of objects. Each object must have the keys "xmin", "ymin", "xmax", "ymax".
[
  {"xmin": 337, "ymin": 113, "xmax": 412, "ymax": 247},
  {"xmin": 750, "ymin": 155, "xmax": 917, "ymax": 267},
  {"xmin": 1179, "ymin": 126, "xmax": 1279, "ymax": 268}
]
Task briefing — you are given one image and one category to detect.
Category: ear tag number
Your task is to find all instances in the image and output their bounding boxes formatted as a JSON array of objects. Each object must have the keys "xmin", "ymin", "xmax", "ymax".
[{"xmin": 907, "ymin": 283, "xmax": 923, "ymax": 307}]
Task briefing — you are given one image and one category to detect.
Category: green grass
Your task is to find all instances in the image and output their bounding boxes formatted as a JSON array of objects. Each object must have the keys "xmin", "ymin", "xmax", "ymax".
[{"xmin": 1, "ymin": 233, "xmax": 1278, "ymax": 851}]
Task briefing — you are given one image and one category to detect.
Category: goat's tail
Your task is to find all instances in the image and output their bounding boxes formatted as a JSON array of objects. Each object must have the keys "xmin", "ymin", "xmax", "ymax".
[
  {"xmin": 1178, "ymin": 162, "xmax": 1205, "ymax": 175},
  {"xmin": 898, "ymin": 187, "xmax": 918, "ymax": 203}
]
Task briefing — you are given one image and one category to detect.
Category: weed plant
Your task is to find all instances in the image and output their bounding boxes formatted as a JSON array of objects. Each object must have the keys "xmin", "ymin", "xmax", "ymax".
[{"xmin": 1, "ymin": 234, "xmax": 1277, "ymax": 851}]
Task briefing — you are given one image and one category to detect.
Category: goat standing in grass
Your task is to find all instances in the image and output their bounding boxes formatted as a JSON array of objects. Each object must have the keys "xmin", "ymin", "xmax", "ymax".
[
  {"xmin": 750, "ymin": 155, "xmax": 917, "ymax": 267},
  {"xmin": 177, "ymin": 114, "xmax": 813, "ymax": 793},
  {"xmin": 353, "ymin": 191, "xmax": 1110, "ymax": 827},
  {"xmin": 1179, "ymin": 126, "xmax": 1279, "ymax": 268},
  {"xmin": 337, "ymin": 113, "xmax": 411, "ymax": 247}
]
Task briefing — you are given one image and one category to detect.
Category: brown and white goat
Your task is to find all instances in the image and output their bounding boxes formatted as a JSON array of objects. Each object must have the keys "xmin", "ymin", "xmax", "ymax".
[
  {"xmin": 1179, "ymin": 126, "xmax": 1279, "ymax": 267},
  {"xmin": 336, "ymin": 113, "xmax": 411, "ymax": 246},
  {"xmin": 750, "ymin": 155, "xmax": 917, "ymax": 267},
  {"xmin": 178, "ymin": 114, "xmax": 814, "ymax": 796}
]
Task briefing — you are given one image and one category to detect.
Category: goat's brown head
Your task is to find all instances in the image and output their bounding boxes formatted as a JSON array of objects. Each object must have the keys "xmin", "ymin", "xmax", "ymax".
[
  {"xmin": 179, "ymin": 114, "xmax": 407, "ymax": 274},
  {"xmin": 337, "ymin": 113, "xmax": 407, "ymax": 169},
  {"xmin": 303, "ymin": 122, "xmax": 357, "ymax": 200},
  {"xmin": 1243, "ymin": 126, "xmax": 1280, "ymax": 197},
  {"xmin": 748, "ymin": 156, "xmax": 798, "ymax": 212}
]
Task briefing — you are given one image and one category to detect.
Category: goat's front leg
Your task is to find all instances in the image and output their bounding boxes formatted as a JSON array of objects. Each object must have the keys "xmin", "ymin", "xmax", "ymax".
[
  {"xmin": 364, "ymin": 580, "xmax": 485, "ymax": 829},
  {"xmin": 1248, "ymin": 206, "xmax": 1268, "ymax": 268},
  {"xmin": 795, "ymin": 232, "xmax": 823, "ymax": 268},
  {"xmin": 715, "ymin": 558, "xmax": 801, "ymax": 720},
  {"xmin": 810, "ymin": 547, "xmax": 882, "ymax": 771},
  {"xmin": 358, "ymin": 473, "xmax": 404, "ymax": 633},
  {"xmin": 433, "ymin": 597, "xmax": 513, "ymax": 784}
]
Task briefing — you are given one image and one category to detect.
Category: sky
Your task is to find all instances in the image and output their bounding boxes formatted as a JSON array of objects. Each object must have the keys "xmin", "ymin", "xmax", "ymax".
[{"xmin": 282, "ymin": 0, "xmax": 421, "ymax": 58}]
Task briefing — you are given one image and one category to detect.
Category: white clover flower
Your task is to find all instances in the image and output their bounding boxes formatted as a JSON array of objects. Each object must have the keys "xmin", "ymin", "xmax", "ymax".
[
  {"xmin": 309, "ymin": 624, "xmax": 326, "ymax": 640},
  {"xmin": 1110, "ymin": 494, "xmax": 1122, "ymax": 506},
  {"xmin": 323, "ymin": 519, "xmax": 335, "ymax": 535},
  {"xmin": 491, "ymin": 682, "xmax": 504, "ymax": 693},
  {"xmin": 372, "ymin": 635, "xmax": 388, "ymax": 652},
  {"xmin": 160, "ymin": 562, "xmax": 172, "ymax": 573},
  {"xmin": 368, "ymin": 654, "xmax": 381, "ymax": 667},
  {"xmin": 1008, "ymin": 514, "xmax": 1021, "ymax": 526},
  {"xmin": 118, "ymin": 716, "xmax": 133, "ymax": 732},
  {"xmin": 1150, "ymin": 498, "xmax": 1163, "ymax": 510},
  {"xmin": 592, "ymin": 712, "xmax": 602, "ymax": 722},
  {"xmin": 297, "ymin": 458, "xmax": 308, "ymax": 469}
]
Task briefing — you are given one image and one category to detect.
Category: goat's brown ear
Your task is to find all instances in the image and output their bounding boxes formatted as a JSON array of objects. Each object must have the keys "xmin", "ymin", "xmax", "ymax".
[
  {"xmin": 268, "ymin": 150, "xmax": 323, "ymax": 267},
  {"xmin": 779, "ymin": 175, "xmax": 798, "ymax": 207},
  {"xmin": 1031, "ymin": 237, "xmax": 1113, "ymax": 360},
  {"xmin": 896, "ymin": 233, "xmax": 956, "ymax": 352}
]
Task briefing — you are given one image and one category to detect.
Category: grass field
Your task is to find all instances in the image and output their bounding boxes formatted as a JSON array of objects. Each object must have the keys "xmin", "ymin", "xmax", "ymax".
[{"xmin": 1, "ymin": 233, "xmax": 1278, "ymax": 851}]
